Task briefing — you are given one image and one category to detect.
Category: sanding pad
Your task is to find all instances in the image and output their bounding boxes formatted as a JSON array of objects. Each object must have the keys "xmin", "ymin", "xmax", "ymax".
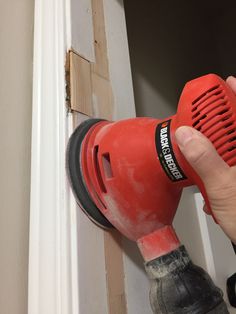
[{"xmin": 66, "ymin": 118, "xmax": 113, "ymax": 229}]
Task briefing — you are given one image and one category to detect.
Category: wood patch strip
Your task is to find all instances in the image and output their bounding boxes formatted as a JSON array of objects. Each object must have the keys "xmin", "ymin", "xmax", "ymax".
[
  {"xmin": 91, "ymin": 0, "xmax": 109, "ymax": 79},
  {"xmin": 91, "ymin": 72, "xmax": 114, "ymax": 120},
  {"xmin": 104, "ymin": 230, "xmax": 127, "ymax": 314},
  {"xmin": 69, "ymin": 51, "xmax": 93, "ymax": 115},
  {"xmin": 91, "ymin": 1, "xmax": 127, "ymax": 312}
]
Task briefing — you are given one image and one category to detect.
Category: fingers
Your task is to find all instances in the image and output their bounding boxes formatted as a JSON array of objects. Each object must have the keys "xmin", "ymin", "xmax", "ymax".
[
  {"xmin": 175, "ymin": 124, "xmax": 236, "ymax": 244},
  {"xmin": 226, "ymin": 76, "xmax": 236, "ymax": 94},
  {"xmin": 175, "ymin": 126, "xmax": 230, "ymax": 186}
]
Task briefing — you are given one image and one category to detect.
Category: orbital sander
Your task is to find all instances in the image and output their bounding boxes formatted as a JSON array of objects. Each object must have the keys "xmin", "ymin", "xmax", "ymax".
[{"xmin": 67, "ymin": 74, "xmax": 236, "ymax": 313}]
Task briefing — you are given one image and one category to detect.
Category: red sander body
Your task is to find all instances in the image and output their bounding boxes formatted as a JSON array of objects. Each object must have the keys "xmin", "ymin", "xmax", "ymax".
[{"xmin": 67, "ymin": 74, "xmax": 236, "ymax": 313}]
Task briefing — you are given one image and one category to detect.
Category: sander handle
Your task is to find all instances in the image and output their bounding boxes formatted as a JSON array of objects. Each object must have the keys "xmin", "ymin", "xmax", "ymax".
[{"xmin": 145, "ymin": 246, "xmax": 229, "ymax": 314}]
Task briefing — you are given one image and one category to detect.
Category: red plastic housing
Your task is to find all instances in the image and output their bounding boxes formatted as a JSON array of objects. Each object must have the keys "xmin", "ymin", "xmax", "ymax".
[{"xmin": 81, "ymin": 74, "xmax": 236, "ymax": 261}]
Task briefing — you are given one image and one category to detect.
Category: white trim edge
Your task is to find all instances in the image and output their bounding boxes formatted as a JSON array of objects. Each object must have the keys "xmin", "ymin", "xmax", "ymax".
[
  {"xmin": 194, "ymin": 193, "xmax": 216, "ymax": 280},
  {"xmin": 28, "ymin": 0, "xmax": 79, "ymax": 313}
]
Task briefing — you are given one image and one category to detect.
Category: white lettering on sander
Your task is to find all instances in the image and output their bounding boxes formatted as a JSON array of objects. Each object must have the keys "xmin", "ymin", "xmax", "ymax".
[{"xmin": 160, "ymin": 126, "xmax": 183, "ymax": 180}]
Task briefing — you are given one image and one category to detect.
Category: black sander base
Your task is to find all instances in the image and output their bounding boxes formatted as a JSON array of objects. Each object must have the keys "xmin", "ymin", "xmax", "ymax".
[{"xmin": 66, "ymin": 118, "xmax": 113, "ymax": 229}]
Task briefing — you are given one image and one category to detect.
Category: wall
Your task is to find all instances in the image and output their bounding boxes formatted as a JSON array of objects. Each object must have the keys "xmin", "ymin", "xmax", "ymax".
[
  {"xmin": 0, "ymin": 1, "xmax": 34, "ymax": 313},
  {"xmin": 124, "ymin": 0, "xmax": 236, "ymax": 118}
]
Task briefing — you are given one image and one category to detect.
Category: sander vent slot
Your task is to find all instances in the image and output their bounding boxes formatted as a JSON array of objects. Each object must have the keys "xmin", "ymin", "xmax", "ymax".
[
  {"xmin": 102, "ymin": 153, "xmax": 113, "ymax": 178},
  {"xmin": 94, "ymin": 146, "xmax": 107, "ymax": 193},
  {"xmin": 191, "ymin": 85, "xmax": 236, "ymax": 164},
  {"xmin": 192, "ymin": 85, "xmax": 220, "ymax": 108},
  {"xmin": 228, "ymin": 145, "xmax": 236, "ymax": 152}
]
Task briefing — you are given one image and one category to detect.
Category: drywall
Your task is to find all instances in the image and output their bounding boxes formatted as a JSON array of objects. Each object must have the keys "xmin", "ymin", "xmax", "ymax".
[{"xmin": 0, "ymin": 1, "xmax": 34, "ymax": 314}]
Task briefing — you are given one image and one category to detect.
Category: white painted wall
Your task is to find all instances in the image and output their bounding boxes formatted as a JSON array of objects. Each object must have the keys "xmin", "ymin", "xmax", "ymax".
[{"xmin": 0, "ymin": 1, "xmax": 34, "ymax": 313}]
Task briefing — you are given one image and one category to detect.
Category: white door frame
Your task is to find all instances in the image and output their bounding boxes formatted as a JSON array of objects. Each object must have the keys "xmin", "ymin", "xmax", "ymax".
[{"xmin": 28, "ymin": 0, "xmax": 80, "ymax": 313}]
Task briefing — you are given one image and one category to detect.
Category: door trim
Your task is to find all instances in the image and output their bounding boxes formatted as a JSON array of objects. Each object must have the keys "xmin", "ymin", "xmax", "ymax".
[{"xmin": 28, "ymin": 0, "xmax": 78, "ymax": 313}]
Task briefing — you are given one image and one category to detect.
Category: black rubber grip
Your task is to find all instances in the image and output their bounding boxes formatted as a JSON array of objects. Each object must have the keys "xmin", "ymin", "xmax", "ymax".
[
  {"xmin": 227, "ymin": 273, "xmax": 236, "ymax": 308},
  {"xmin": 145, "ymin": 246, "xmax": 229, "ymax": 314}
]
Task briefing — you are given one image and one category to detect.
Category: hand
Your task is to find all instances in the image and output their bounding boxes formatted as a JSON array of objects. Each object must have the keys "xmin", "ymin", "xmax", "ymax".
[{"xmin": 175, "ymin": 76, "xmax": 236, "ymax": 244}]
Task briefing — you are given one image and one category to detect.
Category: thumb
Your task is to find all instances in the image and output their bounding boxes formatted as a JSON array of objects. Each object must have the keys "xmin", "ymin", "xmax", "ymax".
[{"xmin": 175, "ymin": 126, "xmax": 230, "ymax": 186}]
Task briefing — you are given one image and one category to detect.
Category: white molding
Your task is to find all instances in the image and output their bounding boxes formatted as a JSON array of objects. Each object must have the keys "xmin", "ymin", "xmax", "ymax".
[
  {"xmin": 28, "ymin": 0, "xmax": 79, "ymax": 313},
  {"xmin": 194, "ymin": 193, "xmax": 216, "ymax": 280}
]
